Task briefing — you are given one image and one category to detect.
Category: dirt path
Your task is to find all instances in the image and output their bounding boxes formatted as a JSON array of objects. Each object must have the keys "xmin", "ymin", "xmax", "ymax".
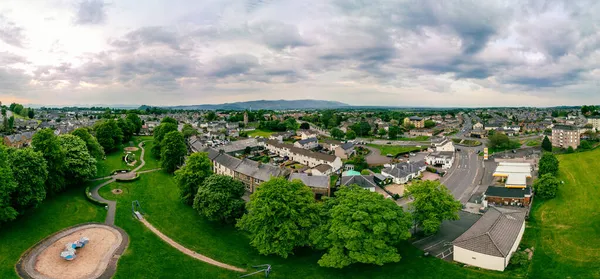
[{"xmin": 138, "ymin": 218, "xmax": 246, "ymax": 272}]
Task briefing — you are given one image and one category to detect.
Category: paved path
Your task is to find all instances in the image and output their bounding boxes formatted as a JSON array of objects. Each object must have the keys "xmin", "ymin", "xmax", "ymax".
[
  {"xmin": 138, "ymin": 218, "xmax": 246, "ymax": 272},
  {"xmin": 360, "ymin": 145, "xmax": 392, "ymax": 165}
]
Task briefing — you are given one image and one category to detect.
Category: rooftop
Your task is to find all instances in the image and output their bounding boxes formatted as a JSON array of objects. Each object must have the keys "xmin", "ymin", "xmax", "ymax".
[{"xmin": 289, "ymin": 173, "xmax": 329, "ymax": 189}]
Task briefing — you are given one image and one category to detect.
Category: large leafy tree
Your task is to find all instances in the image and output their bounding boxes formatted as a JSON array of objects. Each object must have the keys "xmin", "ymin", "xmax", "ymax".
[
  {"xmin": 0, "ymin": 145, "xmax": 18, "ymax": 224},
  {"xmin": 533, "ymin": 173, "xmax": 560, "ymax": 199},
  {"xmin": 388, "ymin": 125, "xmax": 401, "ymax": 139},
  {"xmin": 8, "ymin": 148, "xmax": 48, "ymax": 211},
  {"xmin": 311, "ymin": 185, "xmax": 412, "ymax": 268},
  {"xmin": 541, "ymin": 136, "xmax": 552, "ymax": 152},
  {"xmin": 330, "ymin": 128, "xmax": 344, "ymax": 140},
  {"xmin": 32, "ymin": 129, "xmax": 67, "ymax": 193},
  {"xmin": 72, "ymin": 128, "xmax": 105, "ymax": 159},
  {"xmin": 346, "ymin": 130, "xmax": 357, "ymax": 140},
  {"xmin": 94, "ymin": 120, "xmax": 123, "ymax": 152},
  {"xmin": 126, "ymin": 112, "xmax": 143, "ymax": 134},
  {"xmin": 237, "ymin": 178, "xmax": 319, "ymax": 258},
  {"xmin": 152, "ymin": 122, "xmax": 178, "ymax": 158},
  {"xmin": 539, "ymin": 152, "xmax": 559, "ymax": 177},
  {"xmin": 181, "ymin": 123, "xmax": 198, "ymax": 139},
  {"xmin": 193, "ymin": 175, "xmax": 245, "ymax": 224},
  {"xmin": 160, "ymin": 131, "xmax": 187, "ymax": 173},
  {"xmin": 161, "ymin": 116, "xmax": 178, "ymax": 125},
  {"xmin": 58, "ymin": 134, "xmax": 97, "ymax": 186},
  {"xmin": 117, "ymin": 117, "xmax": 135, "ymax": 143},
  {"xmin": 174, "ymin": 152, "xmax": 213, "ymax": 205},
  {"xmin": 406, "ymin": 180, "xmax": 461, "ymax": 235}
]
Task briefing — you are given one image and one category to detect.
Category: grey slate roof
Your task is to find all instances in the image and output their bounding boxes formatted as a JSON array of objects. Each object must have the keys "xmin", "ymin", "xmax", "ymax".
[
  {"xmin": 341, "ymin": 175, "xmax": 378, "ymax": 189},
  {"xmin": 340, "ymin": 142, "xmax": 355, "ymax": 151},
  {"xmin": 266, "ymin": 139, "xmax": 337, "ymax": 162},
  {"xmin": 409, "ymin": 116, "xmax": 423, "ymax": 121},
  {"xmin": 220, "ymin": 138, "xmax": 260, "ymax": 153},
  {"xmin": 313, "ymin": 164, "xmax": 332, "ymax": 173},
  {"xmin": 289, "ymin": 173, "xmax": 329, "ymax": 189},
  {"xmin": 234, "ymin": 158, "xmax": 288, "ymax": 182},
  {"xmin": 382, "ymin": 160, "xmax": 426, "ymax": 179},
  {"xmin": 485, "ymin": 186, "xmax": 532, "ymax": 198},
  {"xmin": 297, "ymin": 137, "xmax": 318, "ymax": 145},
  {"xmin": 214, "ymin": 152, "xmax": 243, "ymax": 169},
  {"xmin": 453, "ymin": 206, "xmax": 526, "ymax": 257}
]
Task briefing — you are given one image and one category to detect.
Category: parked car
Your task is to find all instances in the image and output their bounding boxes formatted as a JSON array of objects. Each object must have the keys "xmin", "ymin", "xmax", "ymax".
[{"xmin": 386, "ymin": 154, "xmax": 393, "ymax": 157}]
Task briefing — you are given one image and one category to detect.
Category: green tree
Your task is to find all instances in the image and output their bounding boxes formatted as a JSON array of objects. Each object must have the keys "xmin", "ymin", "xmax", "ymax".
[
  {"xmin": 541, "ymin": 136, "xmax": 552, "ymax": 152},
  {"xmin": 237, "ymin": 177, "xmax": 319, "ymax": 258},
  {"xmin": 0, "ymin": 145, "xmax": 18, "ymax": 224},
  {"xmin": 27, "ymin": 108, "xmax": 34, "ymax": 119},
  {"xmin": 161, "ymin": 116, "xmax": 178, "ymax": 125},
  {"xmin": 8, "ymin": 148, "xmax": 48, "ymax": 211},
  {"xmin": 152, "ymin": 122, "xmax": 178, "ymax": 158},
  {"xmin": 58, "ymin": 134, "xmax": 97, "ymax": 186},
  {"xmin": 330, "ymin": 128, "xmax": 344, "ymax": 140},
  {"xmin": 378, "ymin": 128, "xmax": 387, "ymax": 137},
  {"xmin": 118, "ymin": 118, "xmax": 135, "ymax": 143},
  {"xmin": 300, "ymin": 122, "xmax": 310, "ymax": 130},
  {"xmin": 424, "ymin": 120, "xmax": 436, "ymax": 128},
  {"xmin": 126, "ymin": 112, "xmax": 143, "ymax": 134},
  {"xmin": 488, "ymin": 132, "xmax": 510, "ymax": 150},
  {"xmin": 284, "ymin": 118, "xmax": 298, "ymax": 131},
  {"xmin": 8, "ymin": 116, "xmax": 14, "ymax": 130},
  {"xmin": 205, "ymin": 111, "xmax": 217, "ymax": 121},
  {"xmin": 350, "ymin": 121, "xmax": 371, "ymax": 137},
  {"xmin": 94, "ymin": 120, "xmax": 123, "ymax": 152},
  {"xmin": 406, "ymin": 180, "xmax": 461, "ymax": 235},
  {"xmin": 32, "ymin": 129, "xmax": 66, "ymax": 193},
  {"xmin": 193, "ymin": 175, "xmax": 246, "ymax": 224},
  {"xmin": 346, "ymin": 130, "xmax": 357, "ymax": 140},
  {"xmin": 160, "ymin": 131, "xmax": 187, "ymax": 173},
  {"xmin": 539, "ymin": 152, "xmax": 559, "ymax": 177},
  {"xmin": 311, "ymin": 185, "xmax": 412, "ymax": 268},
  {"xmin": 181, "ymin": 123, "xmax": 198, "ymax": 139},
  {"xmin": 388, "ymin": 125, "xmax": 401, "ymax": 139},
  {"xmin": 72, "ymin": 128, "xmax": 105, "ymax": 159},
  {"xmin": 533, "ymin": 173, "xmax": 560, "ymax": 199},
  {"xmin": 174, "ymin": 152, "xmax": 213, "ymax": 205},
  {"xmin": 566, "ymin": 146, "xmax": 575, "ymax": 153}
]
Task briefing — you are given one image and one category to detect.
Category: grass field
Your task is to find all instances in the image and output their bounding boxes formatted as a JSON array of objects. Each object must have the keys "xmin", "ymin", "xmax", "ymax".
[
  {"xmin": 137, "ymin": 139, "xmax": 161, "ymax": 171},
  {"xmin": 246, "ymin": 129, "xmax": 274, "ymax": 138},
  {"xmin": 0, "ymin": 180, "xmax": 108, "ymax": 278},
  {"xmin": 98, "ymin": 171, "xmax": 510, "ymax": 279},
  {"xmin": 525, "ymin": 140, "xmax": 540, "ymax": 147},
  {"xmin": 95, "ymin": 136, "xmax": 152, "ymax": 177},
  {"xmin": 524, "ymin": 149, "xmax": 600, "ymax": 278},
  {"xmin": 367, "ymin": 144, "xmax": 422, "ymax": 156}
]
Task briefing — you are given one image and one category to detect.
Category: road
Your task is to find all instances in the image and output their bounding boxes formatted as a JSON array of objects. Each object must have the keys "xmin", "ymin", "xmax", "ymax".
[
  {"xmin": 440, "ymin": 146, "xmax": 483, "ymax": 204},
  {"xmin": 361, "ymin": 145, "xmax": 393, "ymax": 165}
]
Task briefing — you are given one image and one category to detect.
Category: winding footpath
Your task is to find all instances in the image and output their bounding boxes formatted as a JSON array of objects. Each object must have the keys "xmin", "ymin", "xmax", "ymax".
[{"xmin": 88, "ymin": 140, "xmax": 246, "ymax": 273}]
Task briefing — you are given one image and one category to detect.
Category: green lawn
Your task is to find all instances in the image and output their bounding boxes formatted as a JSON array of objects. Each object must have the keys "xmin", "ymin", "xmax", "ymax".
[
  {"xmin": 98, "ymin": 171, "xmax": 510, "ymax": 279},
  {"xmin": 524, "ymin": 149, "xmax": 600, "ymax": 278},
  {"xmin": 525, "ymin": 140, "xmax": 540, "ymax": 147},
  {"xmin": 0, "ymin": 181, "xmax": 108, "ymax": 278},
  {"xmin": 96, "ymin": 136, "xmax": 152, "ymax": 177},
  {"xmin": 138, "ymin": 139, "xmax": 161, "ymax": 171},
  {"xmin": 367, "ymin": 144, "xmax": 422, "ymax": 156},
  {"xmin": 246, "ymin": 129, "xmax": 274, "ymax": 138}
]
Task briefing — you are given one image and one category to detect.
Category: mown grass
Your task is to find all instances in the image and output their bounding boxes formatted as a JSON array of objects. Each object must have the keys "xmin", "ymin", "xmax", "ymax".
[
  {"xmin": 99, "ymin": 171, "xmax": 511, "ymax": 279},
  {"xmin": 367, "ymin": 144, "xmax": 422, "ymax": 157},
  {"xmin": 525, "ymin": 149, "xmax": 600, "ymax": 278},
  {"xmin": 95, "ymin": 136, "xmax": 151, "ymax": 177},
  {"xmin": 0, "ymin": 181, "xmax": 108, "ymax": 278},
  {"xmin": 246, "ymin": 129, "xmax": 274, "ymax": 138}
]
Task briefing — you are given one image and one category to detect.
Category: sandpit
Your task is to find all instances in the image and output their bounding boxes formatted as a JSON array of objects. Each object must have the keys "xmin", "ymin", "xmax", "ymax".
[
  {"xmin": 18, "ymin": 224, "xmax": 127, "ymax": 279},
  {"xmin": 123, "ymin": 147, "xmax": 139, "ymax": 152}
]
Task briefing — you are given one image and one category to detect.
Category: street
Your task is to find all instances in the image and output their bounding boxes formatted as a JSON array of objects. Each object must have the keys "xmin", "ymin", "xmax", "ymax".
[{"xmin": 440, "ymin": 146, "xmax": 483, "ymax": 203}]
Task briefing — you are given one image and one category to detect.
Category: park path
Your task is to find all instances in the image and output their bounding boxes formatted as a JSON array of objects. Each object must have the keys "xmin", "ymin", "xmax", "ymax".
[{"xmin": 138, "ymin": 218, "xmax": 246, "ymax": 272}]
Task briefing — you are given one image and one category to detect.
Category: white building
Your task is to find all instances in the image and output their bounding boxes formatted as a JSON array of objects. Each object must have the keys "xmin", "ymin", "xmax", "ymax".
[
  {"xmin": 381, "ymin": 161, "xmax": 427, "ymax": 184},
  {"xmin": 432, "ymin": 138, "xmax": 455, "ymax": 152},
  {"xmin": 453, "ymin": 206, "xmax": 526, "ymax": 271},
  {"xmin": 298, "ymin": 130, "xmax": 318, "ymax": 140},
  {"xmin": 587, "ymin": 116, "xmax": 600, "ymax": 131},
  {"xmin": 265, "ymin": 140, "xmax": 342, "ymax": 172},
  {"xmin": 294, "ymin": 137, "xmax": 319, "ymax": 149},
  {"xmin": 473, "ymin": 122, "xmax": 484, "ymax": 130},
  {"xmin": 425, "ymin": 151, "xmax": 454, "ymax": 169}
]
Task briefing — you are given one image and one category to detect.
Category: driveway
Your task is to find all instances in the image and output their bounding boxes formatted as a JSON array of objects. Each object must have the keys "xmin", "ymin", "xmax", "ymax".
[{"xmin": 360, "ymin": 145, "xmax": 392, "ymax": 165}]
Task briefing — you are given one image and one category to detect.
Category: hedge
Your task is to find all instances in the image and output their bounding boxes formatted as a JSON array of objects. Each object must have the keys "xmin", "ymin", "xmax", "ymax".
[{"xmin": 84, "ymin": 186, "xmax": 108, "ymax": 206}]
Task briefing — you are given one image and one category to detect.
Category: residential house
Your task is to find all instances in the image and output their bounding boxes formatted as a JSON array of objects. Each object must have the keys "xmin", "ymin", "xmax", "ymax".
[
  {"xmin": 340, "ymin": 175, "xmax": 386, "ymax": 192},
  {"xmin": 269, "ymin": 131, "xmax": 293, "ymax": 142},
  {"xmin": 403, "ymin": 116, "xmax": 424, "ymax": 128},
  {"xmin": 453, "ymin": 206, "xmax": 527, "ymax": 271},
  {"xmin": 551, "ymin": 125, "xmax": 580, "ymax": 149},
  {"xmin": 381, "ymin": 161, "xmax": 427, "ymax": 184},
  {"xmin": 473, "ymin": 122, "xmax": 484, "ymax": 130},
  {"xmin": 3, "ymin": 131, "xmax": 34, "ymax": 148},
  {"xmin": 298, "ymin": 130, "xmax": 319, "ymax": 140},
  {"xmin": 321, "ymin": 139, "xmax": 342, "ymax": 151},
  {"xmin": 425, "ymin": 151, "xmax": 454, "ymax": 169},
  {"xmin": 294, "ymin": 137, "xmax": 319, "ymax": 149},
  {"xmin": 311, "ymin": 164, "xmax": 334, "ymax": 176},
  {"xmin": 265, "ymin": 140, "xmax": 343, "ymax": 171},
  {"xmin": 431, "ymin": 138, "xmax": 455, "ymax": 152},
  {"xmin": 334, "ymin": 142, "xmax": 355, "ymax": 159},
  {"xmin": 408, "ymin": 129, "xmax": 433, "ymax": 137},
  {"xmin": 289, "ymin": 173, "xmax": 330, "ymax": 199}
]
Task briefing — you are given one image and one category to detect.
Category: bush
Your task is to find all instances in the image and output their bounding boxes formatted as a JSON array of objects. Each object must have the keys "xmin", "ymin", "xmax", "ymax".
[
  {"xmin": 84, "ymin": 186, "xmax": 108, "ymax": 206},
  {"xmin": 509, "ymin": 251, "xmax": 529, "ymax": 267},
  {"xmin": 360, "ymin": 169, "xmax": 371, "ymax": 175}
]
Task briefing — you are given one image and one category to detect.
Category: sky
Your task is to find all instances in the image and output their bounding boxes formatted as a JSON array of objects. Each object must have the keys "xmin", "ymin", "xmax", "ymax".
[{"xmin": 1, "ymin": 0, "xmax": 600, "ymax": 107}]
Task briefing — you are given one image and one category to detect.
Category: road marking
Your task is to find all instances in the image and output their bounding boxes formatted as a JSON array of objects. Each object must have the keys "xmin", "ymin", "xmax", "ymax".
[
  {"xmin": 424, "ymin": 240, "xmax": 445, "ymax": 251},
  {"xmin": 413, "ymin": 235, "xmax": 435, "ymax": 244}
]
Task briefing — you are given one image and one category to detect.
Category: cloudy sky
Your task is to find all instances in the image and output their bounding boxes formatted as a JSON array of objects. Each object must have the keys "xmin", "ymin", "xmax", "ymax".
[{"xmin": 1, "ymin": 0, "xmax": 600, "ymax": 107}]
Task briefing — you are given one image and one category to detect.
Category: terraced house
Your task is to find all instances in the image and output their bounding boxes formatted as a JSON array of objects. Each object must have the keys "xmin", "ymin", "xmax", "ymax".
[
  {"xmin": 264, "ymin": 139, "xmax": 343, "ymax": 172},
  {"xmin": 3, "ymin": 131, "xmax": 34, "ymax": 148}
]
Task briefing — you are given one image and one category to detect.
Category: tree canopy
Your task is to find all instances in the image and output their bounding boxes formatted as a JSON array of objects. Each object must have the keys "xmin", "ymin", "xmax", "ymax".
[
  {"xmin": 388, "ymin": 125, "xmax": 401, "ymax": 139},
  {"xmin": 542, "ymin": 136, "xmax": 552, "ymax": 152},
  {"xmin": 160, "ymin": 131, "xmax": 187, "ymax": 173},
  {"xmin": 330, "ymin": 128, "xmax": 344, "ymax": 140},
  {"xmin": 424, "ymin": 120, "xmax": 436, "ymax": 128},
  {"xmin": 300, "ymin": 122, "xmax": 310, "ymax": 130},
  {"xmin": 58, "ymin": 134, "xmax": 97, "ymax": 186},
  {"xmin": 193, "ymin": 175, "xmax": 246, "ymax": 224},
  {"xmin": 126, "ymin": 112, "xmax": 143, "ymax": 134},
  {"xmin": 533, "ymin": 173, "xmax": 560, "ymax": 199},
  {"xmin": 0, "ymin": 145, "xmax": 18, "ymax": 224},
  {"xmin": 181, "ymin": 123, "xmax": 198, "ymax": 139},
  {"xmin": 32, "ymin": 128, "xmax": 66, "ymax": 193},
  {"xmin": 95, "ymin": 120, "xmax": 123, "ymax": 152},
  {"xmin": 175, "ymin": 152, "xmax": 213, "ymax": 205},
  {"xmin": 72, "ymin": 128, "xmax": 105, "ymax": 159},
  {"xmin": 117, "ymin": 117, "xmax": 135, "ymax": 143},
  {"xmin": 161, "ymin": 116, "xmax": 178, "ymax": 125},
  {"xmin": 539, "ymin": 153, "xmax": 559, "ymax": 177},
  {"xmin": 7, "ymin": 148, "xmax": 48, "ymax": 211},
  {"xmin": 237, "ymin": 177, "xmax": 319, "ymax": 258},
  {"xmin": 311, "ymin": 185, "xmax": 412, "ymax": 268},
  {"xmin": 406, "ymin": 180, "xmax": 461, "ymax": 235},
  {"xmin": 152, "ymin": 122, "xmax": 178, "ymax": 158},
  {"xmin": 346, "ymin": 130, "xmax": 357, "ymax": 140}
]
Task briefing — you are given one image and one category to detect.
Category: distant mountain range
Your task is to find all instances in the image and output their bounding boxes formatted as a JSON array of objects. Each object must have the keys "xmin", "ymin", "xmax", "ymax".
[{"xmin": 141, "ymin": 99, "xmax": 350, "ymax": 110}]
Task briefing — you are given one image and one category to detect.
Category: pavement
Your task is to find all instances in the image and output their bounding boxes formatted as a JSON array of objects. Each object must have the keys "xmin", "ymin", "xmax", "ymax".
[{"xmin": 440, "ymin": 146, "xmax": 483, "ymax": 204}]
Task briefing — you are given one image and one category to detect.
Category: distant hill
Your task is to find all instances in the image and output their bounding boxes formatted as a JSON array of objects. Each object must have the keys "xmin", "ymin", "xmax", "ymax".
[{"xmin": 141, "ymin": 99, "xmax": 350, "ymax": 110}]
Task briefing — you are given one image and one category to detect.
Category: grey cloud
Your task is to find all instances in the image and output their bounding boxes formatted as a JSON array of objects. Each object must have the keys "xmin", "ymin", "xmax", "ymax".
[
  {"xmin": 110, "ymin": 26, "xmax": 182, "ymax": 52},
  {"xmin": 252, "ymin": 21, "xmax": 310, "ymax": 50},
  {"xmin": 0, "ymin": 15, "xmax": 25, "ymax": 47},
  {"xmin": 0, "ymin": 67, "xmax": 30, "ymax": 92},
  {"xmin": 206, "ymin": 54, "xmax": 259, "ymax": 78},
  {"xmin": 0, "ymin": 52, "xmax": 27, "ymax": 64},
  {"xmin": 75, "ymin": 0, "xmax": 107, "ymax": 25}
]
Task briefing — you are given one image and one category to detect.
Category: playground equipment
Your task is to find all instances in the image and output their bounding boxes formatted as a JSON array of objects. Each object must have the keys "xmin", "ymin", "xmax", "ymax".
[
  {"xmin": 239, "ymin": 264, "xmax": 272, "ymax": 278},
  {"xmin": 60, "ymin": 237, "xmax": 89, "ymax": 261},
  {"xmin": 132, "ymin": 200, "xmax": 145, "ymax": 220}
]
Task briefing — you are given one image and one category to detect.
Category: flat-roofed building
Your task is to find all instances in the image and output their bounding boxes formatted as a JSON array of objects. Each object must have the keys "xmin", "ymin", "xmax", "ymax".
[
  {"xmin": 492, "ymin": 162, "xmax": 532, "ymax": 188},
  {"xmin": 552, "ymin": 125, "xmax": 580, "ymax": 149}
]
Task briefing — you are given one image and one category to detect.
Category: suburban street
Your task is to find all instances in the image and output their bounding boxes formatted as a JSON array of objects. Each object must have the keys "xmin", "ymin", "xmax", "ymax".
[{"xmin": 440, "ymin": 146, "xmax": 483, "ymax": 204}]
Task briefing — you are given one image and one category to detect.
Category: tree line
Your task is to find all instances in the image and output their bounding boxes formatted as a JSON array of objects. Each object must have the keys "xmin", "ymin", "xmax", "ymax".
[
  {"xmin": 174, "ymin": 153, "xmax": 461, "ymax": 268},
  {"xmin": 151, "ymin": 117, "xmax": 187, "ymax": 173}
]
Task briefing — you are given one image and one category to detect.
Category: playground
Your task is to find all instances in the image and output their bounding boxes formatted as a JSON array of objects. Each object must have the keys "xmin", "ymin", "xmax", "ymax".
[{"xmin": 17, "ymin": 223, "xmax": 127, "ymax": 279}]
